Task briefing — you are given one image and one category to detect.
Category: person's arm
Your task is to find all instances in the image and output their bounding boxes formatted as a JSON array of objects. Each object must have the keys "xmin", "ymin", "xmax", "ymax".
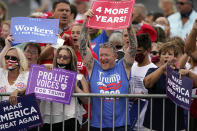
[
  {"xmin": 123, "ymin": 24, "xmax": 137, "ymax": 78},
  {"xmin": 34, "ymin": 0, "xmax": 49, "ymax": 12},
  {"xmin": 179, "ymin": 69, "xmax": 197, "ymax": 88},
  {"xmin": 79, "ymin": 9, "xmax": 94, "ymax": 77},
  {"xmin": 144, "ymin": 64, "xmax": 166, "ymax": 88},
  {"xmin": 185, "ymin": 19, "xmax": 197, "ymax": 60},
  {"xmin": 9, "ymin": 88, "xmax": 26, "ymax": 105},
  {"xmin": 177, "ymin": 53, "xmax": 189, "ymax": 69},
  {"xmin": 39, "ymin": 45, "xmax": 55, "ymax": 61},
  {"xmin": 75, "ymin": 75, "xmax": 90, "ymax": 103},
  {"xmin": 0, "ymin": 35, "xmax": 12, "ymax": 67}
]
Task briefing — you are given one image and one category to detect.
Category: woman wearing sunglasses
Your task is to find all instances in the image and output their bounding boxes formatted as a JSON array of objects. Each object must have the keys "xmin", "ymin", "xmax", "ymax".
[
  {"xmin": 0, "ymin": 35, "xmax": 28, "ymax": 104},
  {"xmin": 40, "ymin": 45, "xmax": 89, "ymax": 131}
]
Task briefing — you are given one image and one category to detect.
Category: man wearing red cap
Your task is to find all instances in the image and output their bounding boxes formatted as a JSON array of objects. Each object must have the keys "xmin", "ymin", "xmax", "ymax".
[{"xmin": 136, "ymin": 24, "xmax": 157, "ymax": 42}]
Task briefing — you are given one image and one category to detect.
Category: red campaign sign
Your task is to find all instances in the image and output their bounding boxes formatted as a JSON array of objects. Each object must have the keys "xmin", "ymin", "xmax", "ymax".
[{"xmin": 86, "ymin": 0, "xmax": 135, "ymax": 30}]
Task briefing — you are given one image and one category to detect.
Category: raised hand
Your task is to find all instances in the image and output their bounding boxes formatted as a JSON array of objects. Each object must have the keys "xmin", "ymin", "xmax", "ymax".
[
  {"xmin": 5, "ymin": 34, "xmax": 13, "ymax": 47},
  {"xmin": 192, "ymin": 19, "xmax": 197, "ymax": 32}
]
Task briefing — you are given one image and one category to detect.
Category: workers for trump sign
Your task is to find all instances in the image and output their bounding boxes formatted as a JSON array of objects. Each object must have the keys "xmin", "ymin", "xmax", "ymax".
[
  {"xmin": 86, "ymin": 0, "xmax": 135, "ymax": 30},
  {"xmin": 10, "ymin": 17, "xmax": 59, "ymax": 44},
  {"xmin": 0, "ymin": 94, "xmax": 43, "ymax": 131},
  {"xmin": 166, "ymin": 65, "xmax": 193, "ymax": 110},
  {"xmin": 25, "ymin": 64, "xmax": 77, "ymax": 105}
]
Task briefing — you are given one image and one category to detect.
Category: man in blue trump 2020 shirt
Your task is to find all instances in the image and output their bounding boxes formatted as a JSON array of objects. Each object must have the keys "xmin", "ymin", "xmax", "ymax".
[{"xmin": 79, "ymin": 9, "xmax": 137, "ymax": 131}]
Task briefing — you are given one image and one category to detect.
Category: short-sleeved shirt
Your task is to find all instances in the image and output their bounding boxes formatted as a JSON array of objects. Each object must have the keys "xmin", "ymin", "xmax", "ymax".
[
  {"xmin": 143, "ymin": 68, "xmax": 185, "ymax": 131},
  {"xmin": 168, "ymin": 10, "xmax": 197, "ymax": 40},
  {"xmin": 0, "ymin": 68, "xmax": 29, "ymax": 100}
]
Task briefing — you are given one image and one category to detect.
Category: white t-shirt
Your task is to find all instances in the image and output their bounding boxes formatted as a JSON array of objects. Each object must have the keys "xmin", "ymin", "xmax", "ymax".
[
  {"xmin": 40, "ymin": 97, "xmax": 86, "ymax": 124},
  {"xmin": 186, "ymin": 64, "xmax": 197, "ymax": 95},
  {"xmin": 130, "ymin": 62, "xmax": 157, "ymax": 93},
  {"xmin": 130, "ymin": 62, "xmax": 157, "ymax": 131},
  {"xmin": 0, "ymin": 68, "xmax": 29, "ymax": 100}
]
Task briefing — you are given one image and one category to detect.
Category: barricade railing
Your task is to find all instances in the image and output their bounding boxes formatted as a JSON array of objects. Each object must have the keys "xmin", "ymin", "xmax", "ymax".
[{"xmin": 0, "ymin": 93, "xmax": 197, "ymax": 131}]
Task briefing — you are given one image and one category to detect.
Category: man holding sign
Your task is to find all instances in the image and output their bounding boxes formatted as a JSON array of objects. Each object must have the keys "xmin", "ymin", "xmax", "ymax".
[{"xmin": 79, "ymin": 9, "xmax": 137, "ymax": 130}]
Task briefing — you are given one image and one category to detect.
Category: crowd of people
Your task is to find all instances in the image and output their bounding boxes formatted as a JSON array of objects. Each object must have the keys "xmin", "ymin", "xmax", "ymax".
[{"xmin": 1, "ymin": 0, "xmax": 197, "ymax": 131}]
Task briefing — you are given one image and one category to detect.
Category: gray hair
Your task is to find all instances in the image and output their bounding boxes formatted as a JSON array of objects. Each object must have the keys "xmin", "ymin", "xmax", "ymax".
[
  {"xmin": 99, "ymin": 42, "xmax": 117, "ymax": 53},
  {"xmin": 109, "ymin": 31, "xmax": 123, "ymax": 46}
]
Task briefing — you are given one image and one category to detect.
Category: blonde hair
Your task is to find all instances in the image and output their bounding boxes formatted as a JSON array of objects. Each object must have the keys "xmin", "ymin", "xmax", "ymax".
[
  {"xmin": 1, "ymin": 20, "xmax": 10, "ymax": 28},
  {"xmin": 53, "ymin": 45, "xmax": 77, "ymax": 71},
  {"xmin": 0, "ymin": 1, "xmax": 8, "ymax": 21},
  {"xmin": 2, "ymin": 47, "xmax": 28, "ymax": 73},
  {"xmin": 159, "ymin": 0, "xmax": 177, "ymax": 14}
]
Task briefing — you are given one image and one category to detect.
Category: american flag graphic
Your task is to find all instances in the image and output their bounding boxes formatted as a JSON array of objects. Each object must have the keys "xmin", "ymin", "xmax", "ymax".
[
  {"xmin": 0, "ymin": 86, "xmax": 7, "ymax": 93},
  {"xmin": 15, "ymin": 82, "xmax": 25, "ymax": 89}
]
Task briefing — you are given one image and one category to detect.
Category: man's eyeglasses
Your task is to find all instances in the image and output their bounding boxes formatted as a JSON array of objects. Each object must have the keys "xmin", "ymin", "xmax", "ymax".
[
  {"xmin": 5, "ymin": 55, "xmax": 18, "ymax": 61},
  {"xmin": 24, "ymin": 50, "xmax": 38, "ymax": 55},
  {"xmin": 57, "ymin": 55, "xmax": 71, "ymax": 60},
  {"xmin": 176, "ymin": 1, "xmax": 190, "ymax": 5},
  {"xmin": 150, "ymin": 51, "xmax": 159, "ymax": 55}
]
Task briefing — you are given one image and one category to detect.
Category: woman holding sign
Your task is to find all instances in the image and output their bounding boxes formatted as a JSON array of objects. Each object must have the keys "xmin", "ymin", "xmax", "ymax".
[
  {"xmin": 0, "ymin": 35, "xmax": 29, "ymax": 103},
  {"xmin": 143, "ymin": 42, "xmax": 197, "ymax": 131},
  {"xmin": 40, "ymin": 45, "xmax": 89, "ymax": 131}
]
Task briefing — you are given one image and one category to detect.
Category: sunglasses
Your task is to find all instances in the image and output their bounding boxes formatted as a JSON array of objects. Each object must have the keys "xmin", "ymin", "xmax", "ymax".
[
  {"xmin": 176, "ymin": 1, "xmax": 190, "ymax": 5},
  {"xmin": 5, "ymin": 55, "xmax": 18, "ymax": 61},
  {"xmin": 150, "ymin": 51, "xmax": 159, "ymax": 55},
  {"xmin": 57, "ymin": 55, "xmax": 71, "ymax": 60},
  {"xmin": 115, "ymin": 45, "xmax": 123, "ymax": 50}
]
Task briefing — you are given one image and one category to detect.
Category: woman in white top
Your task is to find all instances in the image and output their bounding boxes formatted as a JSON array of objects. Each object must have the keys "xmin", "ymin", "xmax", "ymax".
[
  {"xmin": 0, "ymin": 35, "xmax": 29, "ymax": 104},
  {"xmin": 40, "ymin": 45, "xmax": 89, "ymax": 131}
]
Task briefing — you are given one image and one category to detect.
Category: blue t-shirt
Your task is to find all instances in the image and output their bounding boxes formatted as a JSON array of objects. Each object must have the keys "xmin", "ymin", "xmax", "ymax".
[
  {"xmin": 143, "ymin": 68, "xmax": 185, "ymax": 131},
  {"xmin": 89, "ymin": 59, "xmax": 130, "ymax": 128},
  {"xmin": 91, "ymin": 30, "xmax": 108, "ymax": 58}
]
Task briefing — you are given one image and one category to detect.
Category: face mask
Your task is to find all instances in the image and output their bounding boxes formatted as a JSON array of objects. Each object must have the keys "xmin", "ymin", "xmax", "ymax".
[
  {"xmin": 151, "ymin": 56, "xmax": 160, "ymax": 64},
  {"xmin": 135, "ymin": 53, "xmax": 145, "ymax": 63},
  {"xmin": 57, "ymin": 63, "xmax": 71, "ymax": 70},
  {"xmin": 7, "ymin": 60, "xmax": 19, "ymax": 71},
  {"xmin": 155, "ymin": 24, "xmax": 165, "ymax": 31}
]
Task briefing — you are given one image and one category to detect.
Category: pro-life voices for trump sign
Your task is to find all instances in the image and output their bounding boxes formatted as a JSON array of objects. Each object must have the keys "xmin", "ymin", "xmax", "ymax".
[
  {"xmin": 0, "ymin": 94, "xmax": 43, "ymax": 131},
  {"xmin": 10, "ymin": 17, "xmax": 59, "ymax": 44},
  {"xmin": 86, "ymin": 0, "xmax": 135, "ymax": 30},
  {"xmin": 166, "ymin": 65, "xmax": 193, "ymax": 110},
  {"xmin": 25, "ymin": 64, "xmax": 77, "ymax": 105}
]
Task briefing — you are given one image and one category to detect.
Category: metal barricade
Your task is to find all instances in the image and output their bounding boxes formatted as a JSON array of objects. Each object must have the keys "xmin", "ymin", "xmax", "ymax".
[{"xmin": 0, "ymin": 93, "xmax": 197, "ymax": 131}]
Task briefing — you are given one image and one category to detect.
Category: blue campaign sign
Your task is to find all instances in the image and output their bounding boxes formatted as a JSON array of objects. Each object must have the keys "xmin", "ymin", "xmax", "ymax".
[
  {"xmin": 166, "ymin": 65, "xmax": 193, "ymax": 110},
  {"xmin": 10, "ymin": 17, "xmax": 59, "ymax": 44},
  {"xmin": 0, "ymin": 94, "xmax": 43, "ymax": 131}
]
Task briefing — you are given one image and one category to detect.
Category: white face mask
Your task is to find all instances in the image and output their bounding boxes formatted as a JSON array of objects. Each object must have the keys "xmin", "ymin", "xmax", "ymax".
[{"xmin": 155, "ymin": 24, "xmax": 165, "ymax": 31}]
